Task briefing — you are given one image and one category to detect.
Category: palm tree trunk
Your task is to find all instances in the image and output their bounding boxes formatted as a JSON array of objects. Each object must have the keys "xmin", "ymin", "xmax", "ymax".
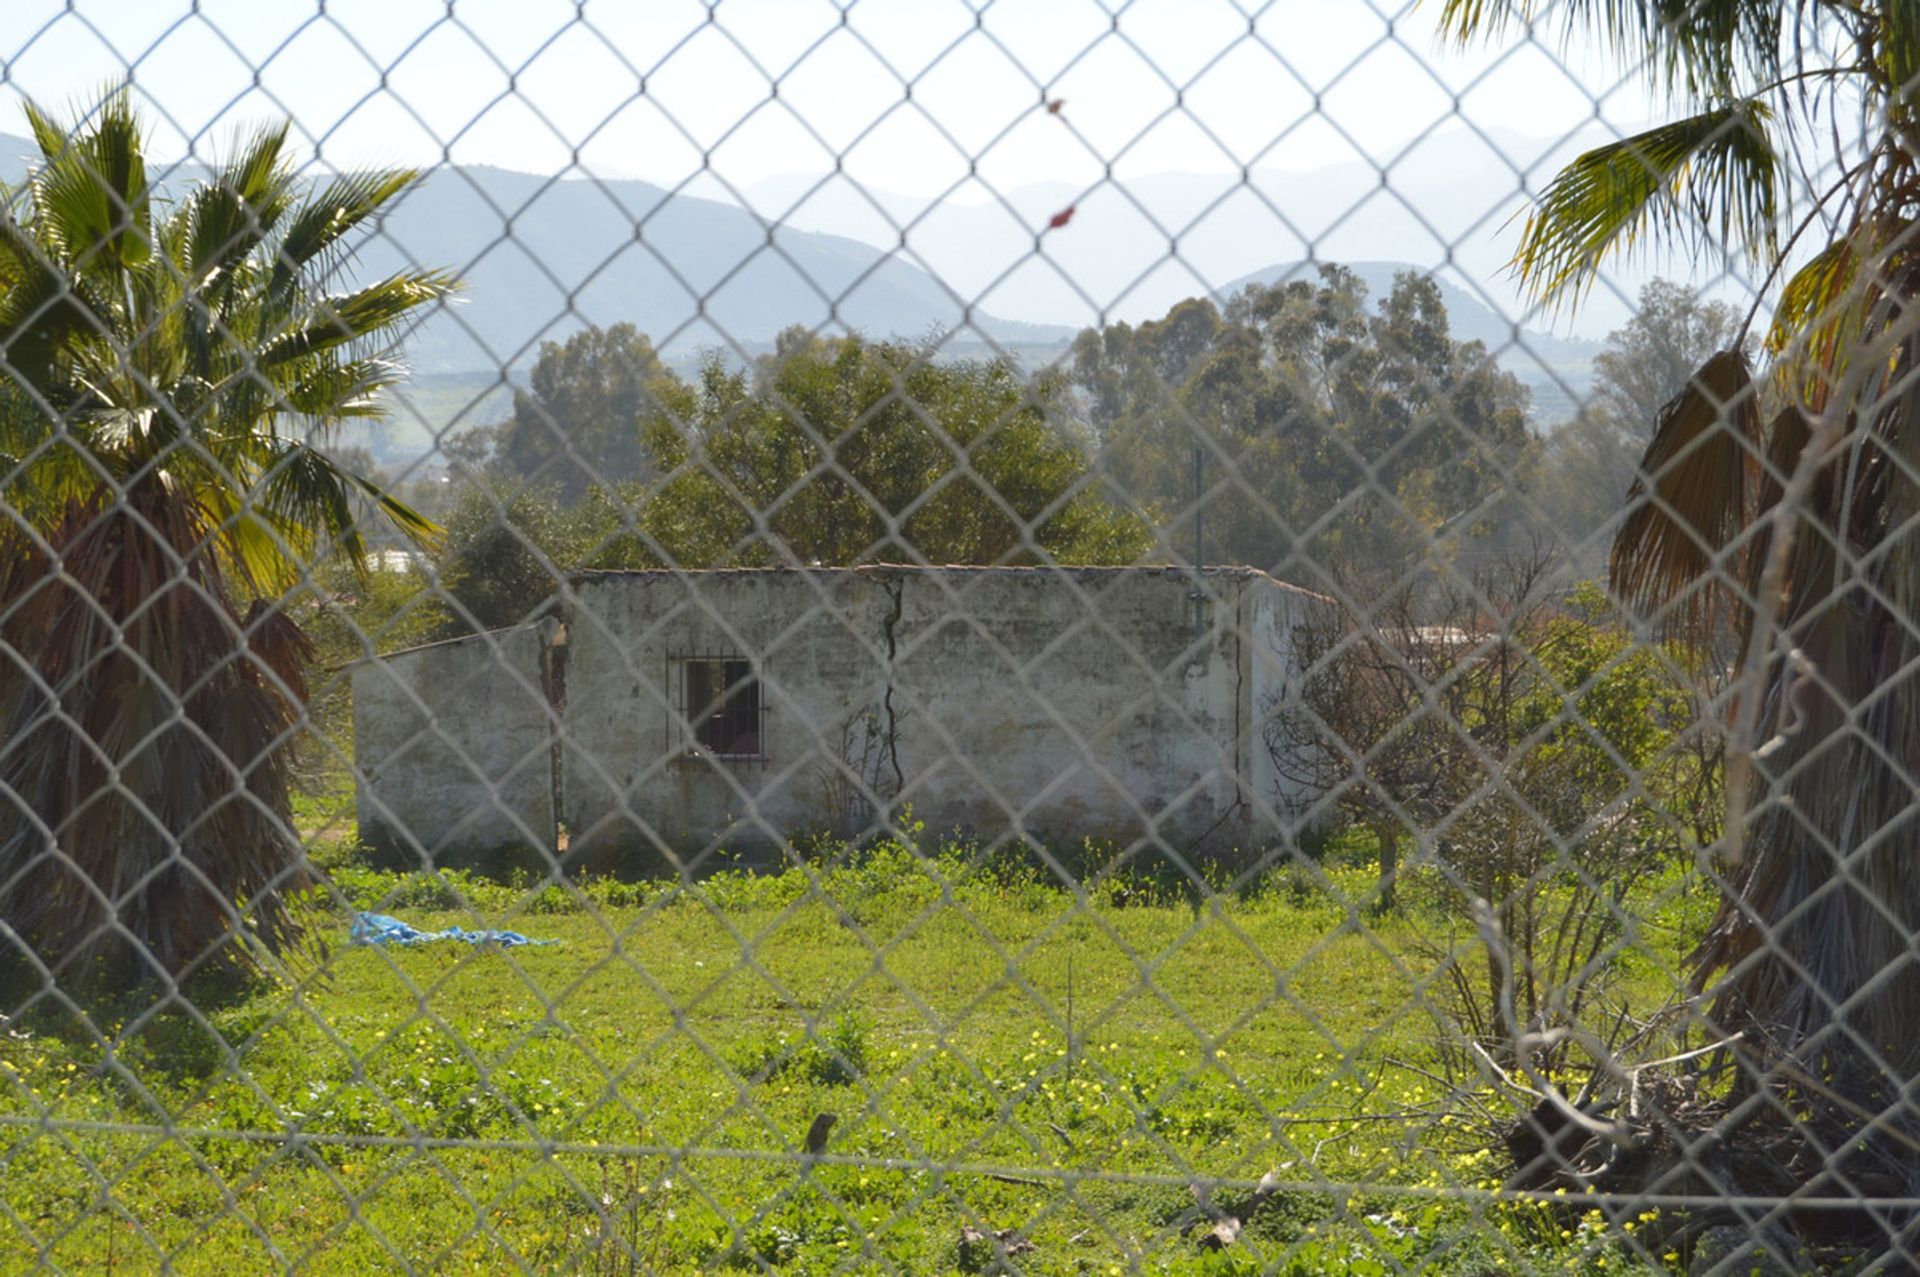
[{"xmin": 0, "ymin": 490, "xmax": 311, "ymax": 979}]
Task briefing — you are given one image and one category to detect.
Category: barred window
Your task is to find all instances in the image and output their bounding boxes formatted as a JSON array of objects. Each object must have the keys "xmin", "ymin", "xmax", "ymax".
[{"xmin": 673, "ymin": 655, "xmax": 765, "ymax": 760}]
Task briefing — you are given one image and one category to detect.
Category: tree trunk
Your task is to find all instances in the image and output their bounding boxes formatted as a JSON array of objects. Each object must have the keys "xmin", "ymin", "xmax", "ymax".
[{"xmin": 1374, "ymin": 821, "xmax": 1398, "ymax": 912}]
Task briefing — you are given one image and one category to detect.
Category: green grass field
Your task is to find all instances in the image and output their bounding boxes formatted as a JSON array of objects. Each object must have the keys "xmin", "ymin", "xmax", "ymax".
[{"xmin": 1, "ymin": 832, "xmax": 1696, "ymax": 1275}]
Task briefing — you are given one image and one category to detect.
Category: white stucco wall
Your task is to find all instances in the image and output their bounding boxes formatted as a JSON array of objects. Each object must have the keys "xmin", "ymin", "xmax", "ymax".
[
  {"xmin": 351, "ymin": 622, "xmax": 558, "ymax": 864},
  {"xmin": 558, "ymin": 569, "xmax": 892, "ymax": 866},
  {"xmin": 1243, "ymin": 575, "xmax": 1329, "ymax": 836},
  {"xmin": 559, "ymin": 566, "xmax": 1318, "ymax": 868}
]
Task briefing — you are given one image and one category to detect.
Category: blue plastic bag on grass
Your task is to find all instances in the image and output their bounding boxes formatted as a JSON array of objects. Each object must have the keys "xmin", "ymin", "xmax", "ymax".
[{"xmin": 350, "ymin": 912, "xmax": 556, "ymax": 949}]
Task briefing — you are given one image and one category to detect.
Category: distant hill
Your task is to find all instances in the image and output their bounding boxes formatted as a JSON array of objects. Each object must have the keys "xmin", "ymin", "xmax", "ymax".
[
  {"xmin": 353, "ymin": 166, "xmax": 1076, "ymax": 375},
  {"xmin": 0, "ymin": 131, "xmax": 1601, "ymax": 429},
  {"xmin": 736, "ymin": 124, "xmax": 1648, "ymax": 338},
  {"xmin": 0, "ymin": 134, "xmax": 1074, "ymax": 378}
]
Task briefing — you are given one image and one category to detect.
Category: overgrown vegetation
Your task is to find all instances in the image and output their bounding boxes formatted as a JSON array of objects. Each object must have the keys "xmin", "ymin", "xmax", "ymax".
[
  {"xmin": 1067, "ymin": 266, "xmax": 1534, "ymax": 583},
  {"xmin": 1270, "ymin": 554, "xmax": 1718, "ymax": 1074},
  {"xmin": 0, "ymin": 831, "xmax": 1706, "ymax": 1274},
  {"xmin": 434, "ymin": 325, "xmax": 1154, "ymax": 635},
  {"xmin": 1443, "ymin": 0, "xmax": 1920, "ymax": 1244},
  {"xmin": 0, "ymin": 51, "xmax": 1880, "ymax": 1273}
]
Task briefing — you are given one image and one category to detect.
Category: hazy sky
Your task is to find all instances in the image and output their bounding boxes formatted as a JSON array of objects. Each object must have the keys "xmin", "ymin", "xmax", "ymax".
[
  {"xmin": 3, "ymin": 0, "xmax": 1647, "ymax": 195},
  {"xmin": 5, "ymin": 0, "xmax": 1757, "ymax": 341}
]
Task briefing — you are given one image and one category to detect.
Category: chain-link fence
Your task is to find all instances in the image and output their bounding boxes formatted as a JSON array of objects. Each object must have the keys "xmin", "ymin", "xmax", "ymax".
[{"xmin": 4, "ymin": 1, "xmax": 1917, "ymax": 1272}]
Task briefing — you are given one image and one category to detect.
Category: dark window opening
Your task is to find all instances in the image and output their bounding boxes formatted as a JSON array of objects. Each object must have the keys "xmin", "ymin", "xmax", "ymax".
[{"xmin": 681, "ymin": 657, "xmax": 764, "ymax": 759}]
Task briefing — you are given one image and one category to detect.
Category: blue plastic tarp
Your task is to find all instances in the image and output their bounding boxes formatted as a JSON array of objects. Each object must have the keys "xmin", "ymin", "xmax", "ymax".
[{"xmin": 350, "ymin": 912, "xmax": 556, "ymax": 949}]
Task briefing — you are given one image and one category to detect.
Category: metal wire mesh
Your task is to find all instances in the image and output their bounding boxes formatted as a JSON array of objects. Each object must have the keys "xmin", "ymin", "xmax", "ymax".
[{"xmin": 2, "ymin": 1, "xmax": 1916, "ymax": 1273}]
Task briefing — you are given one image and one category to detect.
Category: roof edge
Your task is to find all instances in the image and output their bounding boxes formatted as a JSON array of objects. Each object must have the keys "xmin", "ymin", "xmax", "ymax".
[{"xmin": 566, "ymin": 562, "xmax": 1320, "ymax": 597}]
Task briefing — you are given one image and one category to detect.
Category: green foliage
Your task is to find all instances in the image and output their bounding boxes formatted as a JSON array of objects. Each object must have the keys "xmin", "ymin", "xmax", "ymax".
[
  {"xmin": 636, "ymin": 329, "xmax": 1152, "ymax": 568},
  {"xmin": 1273, "ymin": 557, "xmax": 1714, "ymax": 1064},
  {"xmin": 1510, "ymin": 104, "xmax": 1778, "ymax": 305},
  {"xmin": 428, "ymin": 327, "xmax": 1153, "ymax": 629},
  {"xmin": 734, "ymin": 1007, "xmax": 873, "ymax": 1088},
  {"xmin": 429, "ymin": 273, "xmax": 1540, "ymax": 631},
  {"xmin": 490, "ymin": 323, "xmax": 692, "ymax": 502},
  {"xmin": 0, "ymin": 92, "xmax": 449, "ymax": 979},
  {"xmin": 1423, "ymin": 582, "xmax": 1711, "ymax": 1058},
  {"xmin": 1068, "ymin": 267, "xmax": 1535, "ymax": 582},
  {"xmin": 1589, "ymin": 281, "xmax": 1750, "ymax": 440},
  {"xmin": 1440, "ymin": 16, "xmax": 1920, "ymax": 1152},
  {"xmin": 432, "ymin": 480, "xmax": 606, "ymax": 633},
  {"xmin": 0, "ymin": 841, "xmax": 1691, "ymax": 1273},
  {"xmin": 1438, "ymin": 0, "xmax": 1782, "ymax": 99}
]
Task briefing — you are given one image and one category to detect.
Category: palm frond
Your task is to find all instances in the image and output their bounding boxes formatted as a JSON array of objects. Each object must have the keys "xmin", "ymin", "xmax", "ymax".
[
  {"xmin": 22, "ymin": 91, "xmax": 152, "ymax": 279},
  {"xmin": 1435, "ymin": 0, "xmax": 1783, "ymax": 96},
  {"xmin": 1610, "ymin": 349, "xmax": 1764, "ymax": 637},
  {"xmin": 271, "ymin": 168, "xmax": 420, "ymax": 296},
  {"xmin": 195, "ymin": 479, "xmax": 299, "ymax": 595},
  {"xmin": 247, "ymin": 439, "xmax": 442, "ymax": 569},
  {"xmin": 1513, "ymin": 103, "xmax": 1780, "ymax": 303},
  {"xmin": 257, "ymin": 271, "xmax": 457, "ymax": 369},
  {"xmin": 276, "ymin": 356, "xmax": 402, "ymax": 420},
  {"xmin": 346, "ymin": 468, "xmax": 442, "ymax": 552},
  {"xmin": 1884, "ymin": 0, "xmax": 1920, "ymax": 110},
  {"xmin": 1766, "ymin": 226, "xmax": 1894, "ymax": 412},
  {"xmin": 255, "ymin": 439, "xmax": 363, "ymax": 564},
  {"xmin": 0, "ymin": 229, "xmax": 113, "ymax": 402},
  {"xmin": 181, "ymin": 121, "xmax": 296, "ymax": 289}
]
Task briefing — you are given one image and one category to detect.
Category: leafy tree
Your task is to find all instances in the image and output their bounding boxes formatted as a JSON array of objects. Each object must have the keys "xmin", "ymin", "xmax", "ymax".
[
  {"xmin": 1446, "ymin": 0, "xmax": 1920, "ymax": 1217},
  {"xmin": 1069, "ymin": 267, "xmax": 1535, "ymax": 585},
  {"xmin": 1269, "ymin": 556, "xmax": 1709, "ymax": 1065},
  {"xmin": 439, "ymin": 422, "xmax": 498, "ymax": 479},
  {"xmin": 0, "ymin": 95, "xmax": 451, "ymax": 978},
  {"xmin": 433, "ymin": 481, "xmax": 604, "ymax": 633},
  {"xmin": 490, "ymin": 323, "xmax": 690, "ymax": 502},
  {"xmin": 1538, "ymin": 280, "xmax": 1750, "ymax": 559},
  {"xmin": 628, "ymin": 329, "xmax": 1150, "ymax": 568},
  {"xmin": 1589, "ymin": 279, "xmax": 1749, "ymax": 437},
  {"xmin": 426, "ymin": 331, "xmax": 1150, "ymax": 629}
]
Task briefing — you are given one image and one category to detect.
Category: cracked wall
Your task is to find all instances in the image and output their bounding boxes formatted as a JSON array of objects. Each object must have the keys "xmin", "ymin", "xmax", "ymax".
[{"xmin": 556, "ymin": 566, "xmax": 1316, "ymax": 868}]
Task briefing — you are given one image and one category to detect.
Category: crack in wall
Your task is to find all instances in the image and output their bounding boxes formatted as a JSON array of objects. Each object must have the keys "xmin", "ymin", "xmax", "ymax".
[{"xmin": 879, "ymin": 573, "xmax": 907, "ymax": 799}]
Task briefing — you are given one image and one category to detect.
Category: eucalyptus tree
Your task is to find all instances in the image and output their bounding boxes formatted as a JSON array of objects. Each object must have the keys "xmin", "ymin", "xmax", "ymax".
[
  {"xmin": 1068, "ymin": 268, "xmax": 1532, "ymax": 584},
  {"xmin": 490, "ymin": 322, "xmax": 689, "ymax": 503},
  {"xmin": 0, "ymin": 93, "xmax": 452, "ymax": 979},
  {"xmin": 1444, "ymin": 0, "xmax": 1920, "ymax": 1208}
]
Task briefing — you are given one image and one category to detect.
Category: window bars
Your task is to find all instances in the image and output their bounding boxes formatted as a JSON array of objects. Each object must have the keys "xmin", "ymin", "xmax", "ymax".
[{"xmin": 668, "ymin": 651, "xmax": 767, "ymax": 764}]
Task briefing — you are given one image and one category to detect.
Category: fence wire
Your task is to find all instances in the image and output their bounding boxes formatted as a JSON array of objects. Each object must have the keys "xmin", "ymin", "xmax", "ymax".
[{"xmin": 2, "ymin": 1, "xmax": 1916, "ymax": 1273}]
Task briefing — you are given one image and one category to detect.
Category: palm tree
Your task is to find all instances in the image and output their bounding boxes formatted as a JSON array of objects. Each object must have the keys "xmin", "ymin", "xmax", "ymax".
[
  {"xmin": 1442, "ymin": 0, "xmax": 1920, "ymax": 1203},
  {"xmin": 0, "ymin": 92, "xmax": 452, "ymax": 981}
]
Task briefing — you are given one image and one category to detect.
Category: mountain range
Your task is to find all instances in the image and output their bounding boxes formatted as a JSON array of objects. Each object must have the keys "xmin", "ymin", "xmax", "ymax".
[{"xmin": 0, "ymin": 127, "xmax": 1615, "ymax": 445}]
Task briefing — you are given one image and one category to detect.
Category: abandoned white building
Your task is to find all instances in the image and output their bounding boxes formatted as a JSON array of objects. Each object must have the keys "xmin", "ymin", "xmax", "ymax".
[{"xmin": 350, "ymin": 565, "xmax": 1322, "ymax": 871}]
